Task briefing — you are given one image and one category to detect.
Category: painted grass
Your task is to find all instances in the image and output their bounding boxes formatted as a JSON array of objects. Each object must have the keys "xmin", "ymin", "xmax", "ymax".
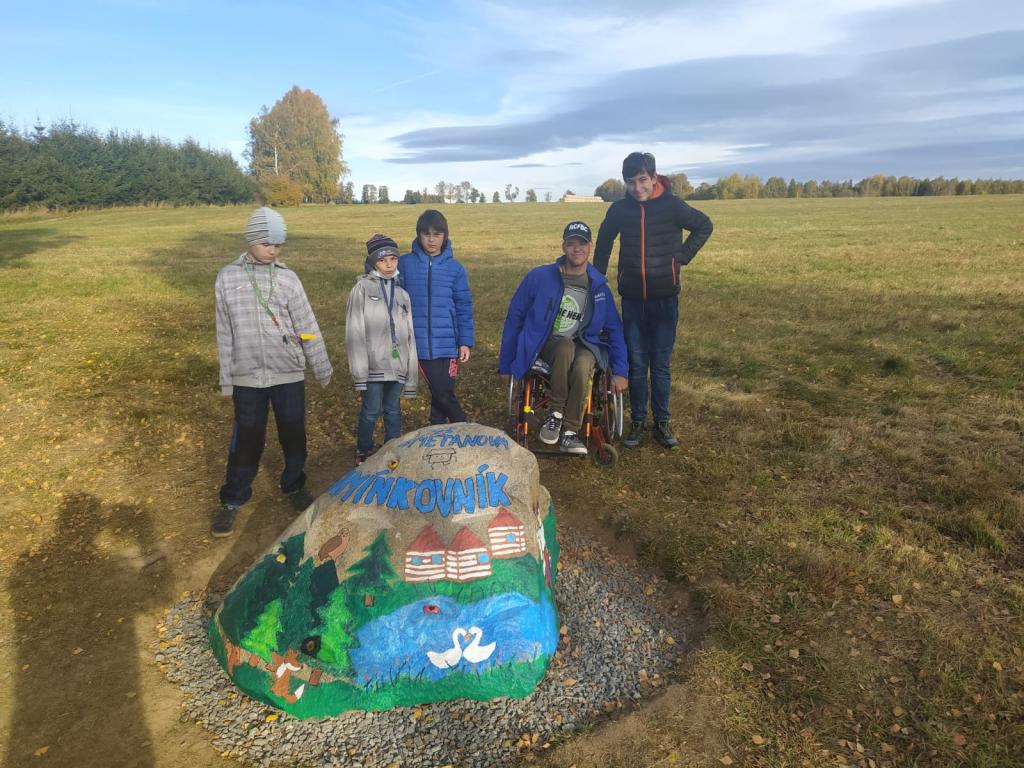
[{"xmin": 1, "ymin": 196, "xmax": 1022, "ymax": 766}]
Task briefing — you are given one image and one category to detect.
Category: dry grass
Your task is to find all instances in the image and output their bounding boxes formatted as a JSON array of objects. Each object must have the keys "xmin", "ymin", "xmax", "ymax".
[{"xmin": 1, "ymin": 196, "xmax": 1023, "ymax": 767}]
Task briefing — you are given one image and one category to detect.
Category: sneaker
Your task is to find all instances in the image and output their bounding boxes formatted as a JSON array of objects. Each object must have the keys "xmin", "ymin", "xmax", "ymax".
[
  {"xmin": 286, "ymin": 487, "xmax": 315, "ymax": 512},
  {"xmin": 559, "ymin": 431, "xmax": 588, "ymax": 455},
  {"xmin": 355, "ymin": 446, "xmax": 376, "ymax": 465},
  {"xmin": 623, "ymin": 421, "xmax": 647, "ymax": 449},
  {"xmin": 539, "ymin": 411, "xmax": 563, "ymax": 445},
  {"xmin": 211, "ymin": 503, "xmax": 239, "ymax": 538},
  {"xmin": 653, "ymin": 420, "xmax": 680, "ymax": 450}
]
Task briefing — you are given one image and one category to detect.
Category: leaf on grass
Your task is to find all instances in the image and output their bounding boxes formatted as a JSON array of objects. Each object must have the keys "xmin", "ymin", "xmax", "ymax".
[
  {"xmin": 34, "ymin": 746, "xmax": 49, "ymax": 757},
  {"xmin": 789, "ymin": 648, "xmax": 800, "ymax": 659},
  {"xmin": 952, "ymin": 733, "xmax": 967, "ymax": 747},
  {"xmin": 992, "ymin": 661, "xmax": 1003, "ymax": 671},
  {"xmin": 892, "ymin": 706, "xmax": 905, "ymax": 717},
  {"xmin": 752, "ymin": 734, "xmax": 766, "ymax": 745},
  {"xmin": 769, "ymin": 614, "xmax": 782, "ymax": 624},
  {"xmin": 719, "ymin": 756, "xmax": 734, "ymax": 766},
  {"xmin": 891, "ymin": 594, "xmax": 903, "ymax": 605},
  {"xmin": 265, "ymin": 713, "xmax": 278, "ymax": 722},
  {"xmin": 741, "ymin": 662, "xmax": 754, "ymax": 672}
]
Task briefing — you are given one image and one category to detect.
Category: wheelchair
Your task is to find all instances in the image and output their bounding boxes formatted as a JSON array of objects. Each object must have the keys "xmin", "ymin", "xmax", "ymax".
[{"xmin": 507, "ymin": 357, "xmax": 624, "ymax": 467}]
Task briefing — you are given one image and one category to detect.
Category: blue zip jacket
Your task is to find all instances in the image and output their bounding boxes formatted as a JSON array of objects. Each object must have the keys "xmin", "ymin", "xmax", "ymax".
[
  {"xmin": 498, "ymin": 257, "xmax": 628, "ymax": 380},
  {"xmin": 399, "ymin": 239, "xmax": 475, "ymax": 360}
]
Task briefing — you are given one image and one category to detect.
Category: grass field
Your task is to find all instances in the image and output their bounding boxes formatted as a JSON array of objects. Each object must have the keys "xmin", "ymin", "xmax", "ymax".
[{"xmin": 1, "ymin": 196, "xmax": 1022, "ymax": 767}]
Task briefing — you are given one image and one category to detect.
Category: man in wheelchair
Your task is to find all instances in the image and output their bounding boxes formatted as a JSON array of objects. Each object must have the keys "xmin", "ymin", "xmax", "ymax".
[{"xmin": 499, "ymin": 221, "xmax": 628, "ymax": 454}]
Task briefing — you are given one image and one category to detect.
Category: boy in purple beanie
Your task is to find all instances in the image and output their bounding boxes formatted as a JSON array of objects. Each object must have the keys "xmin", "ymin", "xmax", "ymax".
[{"xmin": 345, "ymin": 234, "xmax": 418, "ymax": 463}]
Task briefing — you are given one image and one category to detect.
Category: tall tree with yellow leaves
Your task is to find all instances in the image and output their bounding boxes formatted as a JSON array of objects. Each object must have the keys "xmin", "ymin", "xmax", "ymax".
[{"xmin": 246, "ymin": 86, "xmax": 347, "ymax": 204}]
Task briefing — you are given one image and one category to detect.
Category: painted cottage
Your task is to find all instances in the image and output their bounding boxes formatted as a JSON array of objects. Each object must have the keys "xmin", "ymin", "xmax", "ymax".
[
  {"xmin": 488, "ymin": 507, "xmax": 527, "ymax": 558},
  {"xmin": 404, "ymin": 525, "xmax": 447, "ymax": 583},
  {"xmin": 445, "ymin": 527, "xmax": 492, "ymax": 582}
]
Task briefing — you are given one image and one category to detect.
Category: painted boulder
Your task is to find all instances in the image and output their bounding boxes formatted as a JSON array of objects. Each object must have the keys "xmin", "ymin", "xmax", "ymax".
[{"xmin": 208, "ymin": 423, "xmax": 560, "ymax": 718}]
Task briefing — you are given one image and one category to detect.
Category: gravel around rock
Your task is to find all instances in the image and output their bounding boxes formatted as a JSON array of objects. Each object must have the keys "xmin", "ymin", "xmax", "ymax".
[{"xmin": 156, "ymin": 530, "xmax": 691, "ymax": 767}]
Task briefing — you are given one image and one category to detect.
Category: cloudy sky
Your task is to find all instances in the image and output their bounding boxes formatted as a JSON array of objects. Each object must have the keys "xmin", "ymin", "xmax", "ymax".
[{"xmin": 3, "ymin": 0, "xmax": 1022, "ymax": 196}]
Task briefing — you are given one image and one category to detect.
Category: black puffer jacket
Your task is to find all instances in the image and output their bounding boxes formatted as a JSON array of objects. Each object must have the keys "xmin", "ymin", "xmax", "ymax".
[{"xmin": 593, "ymin": 176, "xmax": 713, "ymax": 300}]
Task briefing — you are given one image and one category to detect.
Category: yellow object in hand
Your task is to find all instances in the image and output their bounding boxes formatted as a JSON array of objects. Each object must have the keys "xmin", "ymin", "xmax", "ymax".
[{"xmin": 299, "ymin": 333, "xmax": 318, "ymax": 341}]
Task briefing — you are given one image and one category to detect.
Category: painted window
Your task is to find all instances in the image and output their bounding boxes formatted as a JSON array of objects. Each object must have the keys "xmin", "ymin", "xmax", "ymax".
[
  {"xmin": 506, "ymin": 533, "xmax": 517, "ymax": 543},
  {"xmin": 411, "ymin": 556, "xmax": 422, "ymax": 565},
  {"xmin": 477, "ymin": 553, "xmax": 490, "ymax": 564},
  {"xmin": 431, "ymin": 554, "xmax": 443, "ymax": 564}
]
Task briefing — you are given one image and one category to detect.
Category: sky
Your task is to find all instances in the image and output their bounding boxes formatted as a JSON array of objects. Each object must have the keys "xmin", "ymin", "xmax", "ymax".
[{"xmin": 3, "ymin": 0, "xmax": 1023, "ymax": 197}]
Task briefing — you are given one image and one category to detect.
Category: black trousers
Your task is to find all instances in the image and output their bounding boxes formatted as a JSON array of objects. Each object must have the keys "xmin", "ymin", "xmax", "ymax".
[
  {"xmin": 219, "ymin": 381, "xmax": 307, "ymax": 507},
  {"xmin": 417, "ymin": 358, "xmax": 466, "ymax": 424}
]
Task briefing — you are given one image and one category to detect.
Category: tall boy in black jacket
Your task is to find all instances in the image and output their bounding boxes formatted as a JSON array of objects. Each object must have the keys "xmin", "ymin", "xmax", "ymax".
[{"xmin": 593, "ymin": 151, "xmax": 713, "ymax": 449}]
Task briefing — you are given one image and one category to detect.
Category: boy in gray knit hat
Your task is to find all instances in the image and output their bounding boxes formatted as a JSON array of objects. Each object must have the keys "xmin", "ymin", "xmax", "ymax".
[
  {"xmin": 345, "ymin": 234, "xmax": 418, "ymax": 463},
  {"xmin": 211, "ymin": 207, "xmax": 333, "ymax": 537}
]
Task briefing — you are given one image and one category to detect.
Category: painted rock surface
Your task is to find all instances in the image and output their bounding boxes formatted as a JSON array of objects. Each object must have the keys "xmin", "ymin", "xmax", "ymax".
[{"xmin": 209, "ymin": 423, "xmax": 560, "ymax": 718}]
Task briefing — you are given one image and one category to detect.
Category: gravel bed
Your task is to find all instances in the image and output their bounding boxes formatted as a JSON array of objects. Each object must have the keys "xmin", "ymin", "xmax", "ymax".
[{"xmin": 156, "ymin": 529, "xmax": 690, "ymax": 767}]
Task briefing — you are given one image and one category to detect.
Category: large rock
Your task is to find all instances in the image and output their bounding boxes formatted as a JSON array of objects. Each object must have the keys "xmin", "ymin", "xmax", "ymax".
[{"xmin": 208, "ymin": 423, "xmax": 560, "ymax": 718}]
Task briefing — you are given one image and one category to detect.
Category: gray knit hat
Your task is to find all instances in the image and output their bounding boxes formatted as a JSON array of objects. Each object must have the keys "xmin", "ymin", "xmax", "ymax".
[{"xmin": 245, "ymin": 207, "xmax": 287, "ymax": 245}]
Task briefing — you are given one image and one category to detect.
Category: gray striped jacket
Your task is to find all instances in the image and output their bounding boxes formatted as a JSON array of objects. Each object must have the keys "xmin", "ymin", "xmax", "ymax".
[
  {"xmin": 345, "ymin": 272, "xmax": 418, "ymax": 394},
  {"xmin": 215, "ymin": 255, "xmax": 333, "ymax": 395}
]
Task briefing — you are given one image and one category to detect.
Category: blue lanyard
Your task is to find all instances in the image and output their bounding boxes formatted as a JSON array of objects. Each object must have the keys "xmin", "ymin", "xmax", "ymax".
[{"xmin": 379, "ymin": 277, "xmax": 399, "ymax": 351}]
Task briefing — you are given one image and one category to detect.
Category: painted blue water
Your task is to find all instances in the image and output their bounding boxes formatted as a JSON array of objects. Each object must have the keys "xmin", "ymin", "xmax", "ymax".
[{"xmin": 349, "ymin": 593, "xmax": 558, "ymax": 686}]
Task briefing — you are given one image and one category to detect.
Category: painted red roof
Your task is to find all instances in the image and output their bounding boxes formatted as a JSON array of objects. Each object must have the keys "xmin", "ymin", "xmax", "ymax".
[
  {"xmin": 407, "ymin": 525, "xmax": 445, "ymax": 552},
  {"xmin": 488, "ymin": 506, "xmax": 522, "ymax": 529},
  {"xmin": 449, "ymin": 526, "xmax": 486, "ymax": 552}
]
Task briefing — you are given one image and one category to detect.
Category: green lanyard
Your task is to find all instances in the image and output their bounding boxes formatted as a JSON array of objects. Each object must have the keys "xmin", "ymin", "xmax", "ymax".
[{"xmin": 242, "ymin": 258, "xmax": 289, "ymax": 344}]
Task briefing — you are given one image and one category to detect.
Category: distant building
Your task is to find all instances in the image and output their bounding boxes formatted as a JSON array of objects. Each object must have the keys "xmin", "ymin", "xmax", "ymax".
[
  {"xmin": 562, "ymin": 194, "xmax": 604, "ymax": 203},
  {"xmin": 488, "ymin": 507, "xmax": 527, "ymax": 558}
]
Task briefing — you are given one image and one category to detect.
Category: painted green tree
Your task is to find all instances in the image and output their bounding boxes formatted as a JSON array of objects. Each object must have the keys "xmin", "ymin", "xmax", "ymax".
[
  {"xmin": 345, "ymin": 531, "xmax": 397, "ymax": 615},
  {"xmin": 242, "ymin": 598, "xmax": 282, "ymax": 662},
  {"xmin": 317, "ymin": 587, "xmax": 355, "ymax": 671}
]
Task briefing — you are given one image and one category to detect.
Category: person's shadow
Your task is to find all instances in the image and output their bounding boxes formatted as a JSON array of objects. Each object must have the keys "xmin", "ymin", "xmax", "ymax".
[{"xmin": 6, "ymin": 493, "xmax": 171, "ymax": 768}]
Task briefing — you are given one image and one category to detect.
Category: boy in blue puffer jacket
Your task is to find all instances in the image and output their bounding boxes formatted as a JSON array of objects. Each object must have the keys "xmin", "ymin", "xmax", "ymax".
[{"xmin": 399, "ymin": 209, "xmax": 475, "ymax": 424}]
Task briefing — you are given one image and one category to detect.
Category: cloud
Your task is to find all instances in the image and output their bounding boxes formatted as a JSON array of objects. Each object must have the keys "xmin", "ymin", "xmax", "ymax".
[{"xmin": 383, "ymin": 30, "xmax": 1024, "ymax": 179}]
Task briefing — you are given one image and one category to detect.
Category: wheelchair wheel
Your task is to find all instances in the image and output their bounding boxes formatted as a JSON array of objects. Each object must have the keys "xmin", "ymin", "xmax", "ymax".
[{"xmin": 592, "ymin": 442, "xmax": 618, "ymax": 467}]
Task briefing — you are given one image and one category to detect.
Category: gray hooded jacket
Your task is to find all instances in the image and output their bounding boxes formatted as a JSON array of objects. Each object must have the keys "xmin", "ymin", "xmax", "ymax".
[{"xmin": 345, "ymin": 271, "xmax": 418, "ymax": 395}]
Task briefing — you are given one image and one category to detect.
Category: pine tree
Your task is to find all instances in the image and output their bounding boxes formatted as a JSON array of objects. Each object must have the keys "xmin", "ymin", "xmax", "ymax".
[
  {"xmin": 242, "ymin": 599, "xmax": 283, "ymax": 662},
  {"xmin": 318, "ymin": 587, "xmax": 355, "ymax": 670}
]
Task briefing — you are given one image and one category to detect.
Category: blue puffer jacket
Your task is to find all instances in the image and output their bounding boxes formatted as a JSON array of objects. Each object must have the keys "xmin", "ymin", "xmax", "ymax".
[
  {"xmin": 399, "ymin": 240, "xmax": 475, "ymax": 360},
  {"xmin": 498, "ymin": 257, "xmax": 628, "ymax": 380}
]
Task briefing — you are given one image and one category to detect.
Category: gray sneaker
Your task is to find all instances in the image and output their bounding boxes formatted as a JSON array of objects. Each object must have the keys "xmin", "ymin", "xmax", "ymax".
[
  {"xmin": 653, "ymin": 420, "xmax": 680, "ymax": 450},
  {"xmin": 539, "ymin": 411, "xmax": 562, "ymax": 445},
  {"xmin": 211, "ymin": 503, "xmax": 239, "ymax": 538},
  {"xmin": 559, "ymin": 431, "xmax": 588, "ymax": 455},
  {"xmin": 623, "ymin": 421, "xmax": 646, "ymax": 449}
]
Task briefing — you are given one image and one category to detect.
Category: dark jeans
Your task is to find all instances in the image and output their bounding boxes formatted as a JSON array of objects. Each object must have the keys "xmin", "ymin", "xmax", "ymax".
[
  {"xmin": 418, "ymin": 358, "xmax": 466, "ymax": 424},
  {"xmin": 357, "ymin": 381, "xmax": 402, "ymax": 453},
  {"xmin": 220, "ymin": 381, "xmax": 307, "ymax": 507},
  {"xmin": 621, "ymin": 295, "xmax": 678, "ymax": 423}
]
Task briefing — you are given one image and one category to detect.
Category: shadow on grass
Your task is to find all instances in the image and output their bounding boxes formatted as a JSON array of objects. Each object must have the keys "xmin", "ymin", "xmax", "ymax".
[
  {"xmin": 0, "ymin": 228, "xmax": 80, "ymax": 267},
  {"xmin": 6, "ymin": 493, "xmax": 172, "ymax": 768}
]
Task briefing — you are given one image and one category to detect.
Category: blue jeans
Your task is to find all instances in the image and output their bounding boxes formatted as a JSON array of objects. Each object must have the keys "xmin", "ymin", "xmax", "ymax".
[
  {"xmin": 621, "ymin": 295, "xmax": 678, "ymax": 423},
  {"xmin": 220, "ymin": 382, "xmax": 307, "ymax": 507},
  {"xmin": 357, "ymin": 381, "xmax": 402, "ymax": 453}
]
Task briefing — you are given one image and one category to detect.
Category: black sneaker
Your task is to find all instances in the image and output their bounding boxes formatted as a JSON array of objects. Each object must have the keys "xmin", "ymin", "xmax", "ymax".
[
  {"xmin": 653, "ymin": 420, "xmax": 680, "ymax": 450},
  {"xmin": 623, "ymin": 421, "xmax": 646, "ymax": 449},
  {"xmin": 287, "ymin": 487, "xmax": 315, "ymax": 512},
  {"xmin": 355, "ymin": 446, "xmax": 377, "ymax": 465},
  {"xmin": 211, "ymin": 503, "xmax": 239, "ymax": 538},
  {"xmin": 539, "ymin": 411, "xmax": 562, "ymax": 445},
  {"xmin": 559, "ymin": 431, "xmax": 588, "ymax": 455}
]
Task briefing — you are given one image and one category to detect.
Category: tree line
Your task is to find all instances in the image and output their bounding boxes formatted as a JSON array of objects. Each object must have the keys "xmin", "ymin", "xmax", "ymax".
[
  {"xmin": 593, "ymin": 172, "xmax": 1024, "ymax": 202},
  {"xmin": 0, "ymin": 120, "xmax": 253, "ymax": 211}
]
